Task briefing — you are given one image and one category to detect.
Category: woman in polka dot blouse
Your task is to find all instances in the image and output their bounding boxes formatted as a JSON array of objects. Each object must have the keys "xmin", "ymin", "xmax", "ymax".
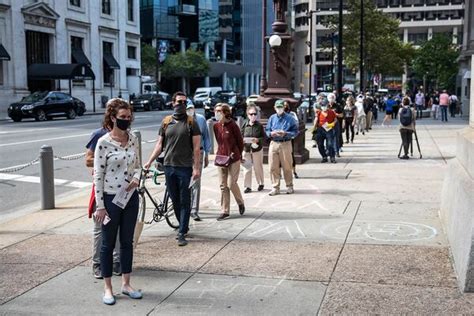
[{"xmin": 93, "ymin": 98, "xmax": 142, "ymax": 305}]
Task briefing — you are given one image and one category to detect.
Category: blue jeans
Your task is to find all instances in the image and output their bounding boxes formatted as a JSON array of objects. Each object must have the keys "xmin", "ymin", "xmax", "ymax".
[
  {"xmin": 164, "ymin": 166, "xmax": 192, "ymax": 235},
  {"xmin": 440, "ymin": 106, "xmax": 448, "ymax": 122},
  {"xmin": 316, "ymin": 127, "xmax": 336, "ymax": 158},
  {"xmin": 101, "ymin": 191, "xmax": 139, "ymax": 278}
]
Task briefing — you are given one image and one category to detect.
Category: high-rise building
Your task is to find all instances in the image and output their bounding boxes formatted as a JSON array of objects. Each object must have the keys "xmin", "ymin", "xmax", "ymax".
[{"xmin": 293, "ymin": 0, "xmax": 465, "ymax": 94}]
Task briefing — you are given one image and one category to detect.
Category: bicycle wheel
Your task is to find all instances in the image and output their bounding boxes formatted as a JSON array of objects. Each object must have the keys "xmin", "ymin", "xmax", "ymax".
[{"xmin": 163, "ymin": 190, "xmax": 180, "ymax": 229}]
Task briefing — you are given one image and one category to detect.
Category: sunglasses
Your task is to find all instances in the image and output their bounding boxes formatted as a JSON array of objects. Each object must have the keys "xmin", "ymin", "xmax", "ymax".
[{"xmin": 248, "ymin": 113, "xmax": 257, "ymax": 116}]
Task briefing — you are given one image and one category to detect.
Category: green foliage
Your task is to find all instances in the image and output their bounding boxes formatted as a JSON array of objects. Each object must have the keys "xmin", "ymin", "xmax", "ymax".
[
  {"xmin": 141, "ymin": 43, "xmax": 157, "ymax": 76},
  {"xmin": 412, "ymin": 34, "xmax": 460, "ymax": 91},
  {"xmin": 323, "ymin": 0, "xmax": 414, "ymax": 77},
  {"xmin": 161, "ymin": 49, "xmax": 210, "ymax": 78}
]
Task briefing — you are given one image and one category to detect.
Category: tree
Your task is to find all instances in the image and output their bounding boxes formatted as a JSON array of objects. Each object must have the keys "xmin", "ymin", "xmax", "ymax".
[
  {"xmin": 323, "ymin": 0, "xmax": 414, "ymax": 87},
  {"xmin": 412, "ymin": 34, "xmax": 460, "ymax": 92},
  {"xmin": 161, "ymin": 49, "xmax": 210, "ymax": 93},
  {"xmin": 141, "ymin": 43, "xmax": 156, "ymax": 77}
]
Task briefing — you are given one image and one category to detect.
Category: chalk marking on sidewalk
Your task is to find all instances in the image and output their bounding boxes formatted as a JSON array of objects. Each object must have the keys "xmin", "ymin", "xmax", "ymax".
[{"xmin": 0, "ymin": 172, "xmax": 90, "ymax": 188}]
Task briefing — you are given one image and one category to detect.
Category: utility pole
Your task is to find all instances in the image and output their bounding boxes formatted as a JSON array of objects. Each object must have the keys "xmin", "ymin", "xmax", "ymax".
[
  {"xmin": 337, "ymin": 0, "xmax": 343, "ymax": 99},
  {"xmin": 331, "ymin": 33, "xmax": 335, "ymax": 89},
  {"xmin": 308, "ymin": 11, "xmax": 313, "ymax": 107},
  {"xmin": 259, "ymin": 0, "xmax": 268, "ymax": 95},
  {"xmin": 360, "ymin": 0, "xmax": 364, "ymax": 93}
]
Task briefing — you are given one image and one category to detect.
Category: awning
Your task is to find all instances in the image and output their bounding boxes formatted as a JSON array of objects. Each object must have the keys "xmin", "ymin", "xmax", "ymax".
[
  {"xmin": 28, "ymin": 63, "xmax": 96, "ymax": 80},
  {"xmin": 463, "ymin": 70, "xmax": 471, "ymax": 79},
  {"xmin": 0, "ymin": 44, "xmax": 10, "ymax": 61},
  {"xmin": 72, "ymin": 48, "xmax": 91, "ymax": 66},
  {"xmin": 103, "ymin": 52, "xmax": 120, "ymax": 69}
]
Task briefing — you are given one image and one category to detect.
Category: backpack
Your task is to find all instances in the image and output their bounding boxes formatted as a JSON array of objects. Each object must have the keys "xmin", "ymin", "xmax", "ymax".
[
  {"xmin": 400, "ymin": 107, "xmax": 413, "ymax": 126},
  {"xmin": 161, "ymin": 115, "xmax": 195, "ymax": 148}
]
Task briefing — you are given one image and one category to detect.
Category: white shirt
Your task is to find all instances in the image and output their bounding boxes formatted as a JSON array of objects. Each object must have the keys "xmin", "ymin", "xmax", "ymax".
[
  {"xmin": 93, "ymin": 132, "xmax": 140, "ymax": 210},
  {"xmin": 355, "ymin": 101, "xmax": 365, "ymax": 117}
]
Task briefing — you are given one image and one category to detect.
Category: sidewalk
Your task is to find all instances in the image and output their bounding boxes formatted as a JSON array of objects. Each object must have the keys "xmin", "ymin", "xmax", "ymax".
[{"xmin": 1, "ymin": 117, "xmax": 473, "ymax": 315}]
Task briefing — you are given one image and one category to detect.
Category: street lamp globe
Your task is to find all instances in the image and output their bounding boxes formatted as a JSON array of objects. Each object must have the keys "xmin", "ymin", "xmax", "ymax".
[{"xmin": 268, "ymin": 34, "xmax": 282, "ymax": 48}]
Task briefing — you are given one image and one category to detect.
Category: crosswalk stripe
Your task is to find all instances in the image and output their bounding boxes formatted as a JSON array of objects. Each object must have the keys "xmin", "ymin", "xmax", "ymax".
[{"xmin": 0, "ymin": 173, "xmax": 91, "ymax": 189}]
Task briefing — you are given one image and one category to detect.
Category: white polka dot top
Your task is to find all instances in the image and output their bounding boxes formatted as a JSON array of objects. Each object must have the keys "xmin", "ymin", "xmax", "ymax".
[{"xmin": 93, "ymin": 132, "xmax": 140, "ymax": 210}]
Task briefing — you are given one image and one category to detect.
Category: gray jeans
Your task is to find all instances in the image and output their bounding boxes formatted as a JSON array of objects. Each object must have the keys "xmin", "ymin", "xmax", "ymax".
[
  {"xmin": 92, "ymin": 212, "xmax": 120, "ymax": 265},
  {"xmin": 191, "ymin": 151, "xmax": 205, "ymax": 215}
]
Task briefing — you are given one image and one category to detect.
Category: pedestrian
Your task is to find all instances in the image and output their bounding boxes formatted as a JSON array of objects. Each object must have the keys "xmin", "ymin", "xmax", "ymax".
[
  {"xmin": 382, "ymin": 95, "xmax": 396, "ymax": 127},
  {"xmin": 328, "ymin": 93, "xmax": 343, "ymax": 157},
  {"xmin": 439, "ymin": 89, "xmax": 450, "ymax": 122},
  {"xmin": 213, "ymin": 103, "xmax": 246, "ymax": 219},
  {"xmin": 392, "ymin": 94, "xmax": 401, "ymax": 119},
  {"xmin": 449, "ymin": 93, "xmax": 458, "ymax": 118},
  {"xmin": 431, "ymin": 90, "xmax": 440, "ymax": 120},
  {"xmin": 283, "ymin": 101, "xmax": 300, "ymax": 178},
  {"xmin": 85, "ymin": 124, "xmax": 121, "ymax": 280},
  {"xmin": 93, "ymin": 98, "xmax": 142, "ymax": 305},
  {"xmin": 314, "ymin": 100, "xmax": 337, "ymax": 163},
  {"xmin": 398, "ymin": 97, "xmax": 416, "ymax": 159},
  {"xmin": 415, "ymin": 90, "xmax": 425, "ymax": 120},
  {"xmin": 186, "ymin": 102, "xmax": 212, "ymax": 221},
  {"xmin": 343, "ymin": 96, "xmax": 357, "ymax": 144},
  {"xmin": 364, "ymin": 92, "xmax": 375, "ymax": 131},
  {"xmin": 241, "ymin": 104, "xmax": 265, "ymax": 193},
  {"xmin": 144, "ymin": 91, "xmax": 202, "ymax": 246},
  {"xmin": 266, "ymin": 99, "xmax": 299, "ymax": 195},
  {"xmin": 355, "ymin": 95, "xmax": 366, "ymax": 135}
]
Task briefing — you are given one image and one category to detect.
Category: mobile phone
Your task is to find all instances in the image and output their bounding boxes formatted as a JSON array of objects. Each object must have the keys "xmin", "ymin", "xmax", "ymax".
[{"xmin": 103, "ymin": 215, "xmax": 111, "ymax": 225}]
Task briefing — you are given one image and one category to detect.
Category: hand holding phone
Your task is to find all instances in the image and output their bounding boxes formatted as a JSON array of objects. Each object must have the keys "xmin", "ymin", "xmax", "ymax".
[{"xmin": 103, "ymin": 215, "xmax": 111, "ymax": 225}]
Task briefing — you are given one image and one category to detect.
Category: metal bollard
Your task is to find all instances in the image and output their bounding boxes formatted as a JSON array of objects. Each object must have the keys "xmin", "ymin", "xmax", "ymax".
[
  {"xmin": 131, "ymin": 130, "xmax": 142, "ymax": 166},
  {"xmin": 207, "ymin": 119, "xmax": 215, "ymax": 154},
  {"xmin": 40, "ymin": 145, "xmax": 55, "ymax": 209}
]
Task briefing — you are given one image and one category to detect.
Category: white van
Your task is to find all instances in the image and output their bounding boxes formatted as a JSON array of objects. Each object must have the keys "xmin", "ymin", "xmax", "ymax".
[{"xmin": 193, "ymin": 87, "xmax": 222, "ymax": 107}]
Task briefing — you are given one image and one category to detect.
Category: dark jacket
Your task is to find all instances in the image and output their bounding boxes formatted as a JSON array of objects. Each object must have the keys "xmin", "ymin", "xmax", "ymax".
[{"xmin": 241, "ymin": 120, "xmax": 265, "ymax": 153}]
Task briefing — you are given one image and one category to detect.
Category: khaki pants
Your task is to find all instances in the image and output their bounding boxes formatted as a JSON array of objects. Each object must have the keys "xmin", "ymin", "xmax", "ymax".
[
  {"xmin": 218, "ymin": 161, "xmax": 244, "ymax": 214},
  {"xmin": 268, "ymin": 140, "xmax": 293, "ymax": 190},
  {"xmin": 191, "ymin": 150, "xmax": 204, "ymax": 215},
  {"xmin": 243, "ymin": 150, "xmax": 264, "ymax": 189},
  {"xmin": 366, "ymin": 111, "xmax": 373, "ymax": 130}
]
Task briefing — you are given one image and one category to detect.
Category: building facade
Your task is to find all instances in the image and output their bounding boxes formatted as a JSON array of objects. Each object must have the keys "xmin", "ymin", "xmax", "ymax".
[
  {"xmin": 458, "ymin": 0, "xmax": 473, "ymax": 117},
  {"xmin": 139, "ymin": 0, "xmax": 272, "ymax": 96},
  {"xmin": 0, "ymin": 0, "xmax": 141, "ymax": 118},
  {"xmin": 293, "ymin": 0, "xmax": 465, "ymax": 94}
]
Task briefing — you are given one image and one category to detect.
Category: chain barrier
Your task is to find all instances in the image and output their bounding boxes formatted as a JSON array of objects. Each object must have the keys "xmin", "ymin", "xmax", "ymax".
[
  {"xmin": 53, "ymin": 153, "xmax": 85, "ymax": 161},
  {"xmin": 0, "ymin": 156, "xmax": 40, "ymax": 173}
]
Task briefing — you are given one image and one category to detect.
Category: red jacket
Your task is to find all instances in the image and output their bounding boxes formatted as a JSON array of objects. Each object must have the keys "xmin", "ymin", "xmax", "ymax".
[{"xmin": 213, "ymin": 119, "xmax": 244, "ymax": 163}]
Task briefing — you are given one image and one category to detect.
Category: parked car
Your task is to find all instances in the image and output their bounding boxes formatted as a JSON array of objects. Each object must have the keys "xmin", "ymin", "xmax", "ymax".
[
  {"xmin": 204, "ymin": 90, "xmax": 246, "ymax": 120},
  {"xmin": 130, "ymin": 93, "xmax": 164, "ymax": 111},
  {"xmin": 8, "ymin": 91, "xmax": 86, "ymax": 122},
  {"xmin": 193, "ymin": 86, "xmax": 222, "ymax": 108}
]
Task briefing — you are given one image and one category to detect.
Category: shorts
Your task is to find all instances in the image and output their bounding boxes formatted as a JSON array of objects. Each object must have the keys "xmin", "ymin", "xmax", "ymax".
[{"xmin": 386, "ymin": 110, "xmax": 393, "ymax": 115}]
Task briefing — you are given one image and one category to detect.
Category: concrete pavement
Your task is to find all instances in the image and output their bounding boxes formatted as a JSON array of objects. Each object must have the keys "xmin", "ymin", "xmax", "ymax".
[{"xmin": 0, "ymin": 117, "xmax": 473, "ymax": 315}]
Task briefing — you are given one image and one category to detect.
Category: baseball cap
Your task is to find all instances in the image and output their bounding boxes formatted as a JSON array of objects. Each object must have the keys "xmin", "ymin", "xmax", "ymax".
[{"xmin": 274, "ymin": 99, "xmax": 285, "ymax": 107}]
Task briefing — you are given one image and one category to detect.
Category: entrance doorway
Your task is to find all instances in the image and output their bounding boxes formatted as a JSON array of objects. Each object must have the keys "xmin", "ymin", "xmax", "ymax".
[{"xmin": 26, "ymin": 30, "xmax": 53, "ymax": 92}]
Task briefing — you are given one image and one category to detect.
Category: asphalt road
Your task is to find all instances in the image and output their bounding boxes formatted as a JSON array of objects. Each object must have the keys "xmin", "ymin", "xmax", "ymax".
[{"xmin": 0, "ymin": 109, "xmax": 195, "ymax": 217}]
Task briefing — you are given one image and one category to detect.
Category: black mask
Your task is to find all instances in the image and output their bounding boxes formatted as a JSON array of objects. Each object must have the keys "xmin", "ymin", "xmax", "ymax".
[
  {"xmin": 173, "ymin": 101, "xmax": 187, "ymax": 119},
  {"xmin": 115, "ymin": 118, "xmax": 131, "ymax": 131}
]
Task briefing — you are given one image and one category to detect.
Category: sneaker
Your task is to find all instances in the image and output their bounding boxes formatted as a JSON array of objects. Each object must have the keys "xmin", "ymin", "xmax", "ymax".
[
  {"xmin": 93, "ymin": 264, "xmax": 103, "ymax": 279},
  {"xmin": 177, "ymin": 234, "xmax": 188, "ymax": 246},
  {"xmin": 257, "ymin": 184, "xmax": 264, "ymax": 191},
  {"xmin": 345, "ymin": 140, "xmax": 349, "ymax": 144},
  {"xmin": 113, "ymin": 262, "xmax": 122, "ymax": 276},
  {"xmin": 244, "ymin": 187, "xmax": 251, "ymax": 194},
  {"xmin": 321, "ymin": 157, "xmax": 328, "ymax": 163},
  {"xmin": 239, "ymin": 204, "xmax": 245, "ymax": 215},
  {"xmin": 286, "ymin": 187, "xmax": 294, "ymax": 194},
  {"xmin": 217, "ymin": 213, "xmax": 230, "ymax": 221},
  {"xmin": 269, "ymin": 189, "xmax": 280, "ymax": 196},
  {"xmin": 330, "ymin": 157, "xmax": 336, "ymax": 163},
  {"xmin": 191, "ymin": 212, "xmax": 201, "ymax": 221},
  {"xmin": 362, "ymin": 131, "xmax": 365, "ymax": 135},
  {"xmin": 356, "ymin": 132, "xmax": 359, "ymax": 135},
  {"xmin": 336, "ymin": 152, "xmax": 340, "ymax": 158},
  {"xmin": 351, "ymin": 140, "xmax": 354, "ymax": 144},
  {"xmin": 175, "ymin": 232, "xmax": 188, "ymax": 240},
  {"xmin": 293, "ymin": 172, "xmax": 299, "ymax": 179},
  {"xmin": 401, "ymin": 155, "xmax": 409, "ymax": 160}
]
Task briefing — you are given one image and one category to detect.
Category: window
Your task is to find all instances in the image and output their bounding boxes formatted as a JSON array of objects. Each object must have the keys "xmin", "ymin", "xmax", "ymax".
[
  {"xmin": 102, "ymin": 0, "xmax": 111, "ymax": 15},
  {"xmin": 103, "ymin": 41, "xmax": 114, "ymax": 85},
  {"xmin": 0, "ymin": 62, "xmax": 3, "ymax": 86},
  {"xmin": 70, "ymin": 0, "xmax": 81, "ymax": 7},
  {"xmin": 126, "ymin": 68, "xmax": 139, "ymax": 76},
  {"xmin": 71, "ymin": 36, "xmax": 83, "ymax": 55},
  {"xmin": 127, "ymin": 46, "xmax": 137, "ymax": 59},
  {"xmin": 128, "ymin": 0, "xmax": 134, "ymax": 21}
]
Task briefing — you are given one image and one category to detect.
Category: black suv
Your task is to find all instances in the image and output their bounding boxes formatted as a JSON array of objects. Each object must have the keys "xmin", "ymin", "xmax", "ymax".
[
  {"xmin": 130, "ymin": 93, "xmax": 164, "ymax": 111},
  {"xmin": 204, "ymin": 90, "xmax": 246, "ymax": 120},
  {"xmin": 8, "ymin": 91, "xmax": 86, "ymax": 122}
]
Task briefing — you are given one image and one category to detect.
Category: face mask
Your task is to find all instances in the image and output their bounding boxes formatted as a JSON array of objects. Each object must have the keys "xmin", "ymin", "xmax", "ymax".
[
  {"xmin": 276, "ymin": 108, "xmax": 284, "ymax": 115},
  {"xmin": 251, "ymin": 143, "xmax": 259, "ymax": 149},
  {"xmin": 215, "ymin": 112, "xmax": 223, "ymax": 121},
  {"xmin": 321, "ymin": 106, "xmax": 328, "ymax": 112},
  {"xmin": 173, "ymin": 102, "xmax": 186, "ymax": 115},
  {"xmin": 186, "ymin": 109, "xmax": 195, "ymax": 117},
  {"xmin": 115, "ymin": 118, "xmax": 130, "ymax": 131}
]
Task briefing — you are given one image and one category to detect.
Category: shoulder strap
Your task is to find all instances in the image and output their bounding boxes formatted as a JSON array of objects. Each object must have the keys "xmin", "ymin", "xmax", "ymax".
[{"xmin": 162, "ymin": 115, "xmax": 174, "ymax": 132}]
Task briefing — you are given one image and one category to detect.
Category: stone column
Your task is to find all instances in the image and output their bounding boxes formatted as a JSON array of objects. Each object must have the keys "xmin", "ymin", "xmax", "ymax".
[
  {"xmin": 222, "ymin": 72, "xmax": 227, "ymax": 90},
  {"xmin": 222, "ymin": 39, "xmax": 227, "ymax": 62},
  {"xmin": 249, "ymin": 73, "xmax": 255, "ymax": 95},
  {"xmin": 244, "ymin": 72, "xmax": 250, "ymax": 96}
]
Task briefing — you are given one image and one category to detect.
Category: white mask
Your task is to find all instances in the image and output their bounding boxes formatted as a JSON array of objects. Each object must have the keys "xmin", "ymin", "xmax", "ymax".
[
  {"xmin": 186, "ymin": 109, "xmax": 195, "ymax": 117},
  {"xmin": 251, "ymin": 143, "xmax": 259, "ymax": 149},
  {"xmin": 276, "ymin": 108, "xmax": 284, "ymax": 115},
  {"xmin": 321, "ymin": 106, "xmax": 328, "ymax": 111},
  {"xmin": 215, "ymin": 112, "xmax": 223, "ymax": 121}
]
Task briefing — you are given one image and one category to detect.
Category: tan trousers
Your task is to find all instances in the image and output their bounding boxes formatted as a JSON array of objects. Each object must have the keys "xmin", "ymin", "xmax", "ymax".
[
  {"xmin": 366, "ymin": 111, "xmax": 373, "ymax": 130},
  {"xmin": 243, "ymin": 150, "xmax": 264, "ymax": 189},
  {"xmin": 268, "ymin": 140, "xmax": 293, "ymax": 190},
  {"xmin": 218, "ymin": 161, "xmax": 244, "ymax": 214}
]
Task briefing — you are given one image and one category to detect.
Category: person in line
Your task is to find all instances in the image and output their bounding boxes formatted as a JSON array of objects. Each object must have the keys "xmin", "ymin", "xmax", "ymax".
[
  {"xmin": 213, "ymin": 103, "xmax": 246, "ymax": 219},
  {"xmin": 93, "ymin": 99, "xmax": 142, "ymax": 305},
  {"xmin": 382, "ymin": 95, "xmax": 396, "ymax": 127},
  {"xmin": 283, "ymin": 101, "xmax": 300, "ymax": 178},
  {"xmin": 186, "ymin": 102, "xmax": 212, "ymax": 222},
  {"xmin": 430, "ymin": 90, "xmax": 440, "ymax": 120},
  {"xmin": 439, "ymin": 89, "xmax": 450, "ymax": 122},
  {"xmin": 355, "ymin": 95, "xmax": 366, "ymax": 135},
  {"xmin": 241, "ymin": 104, "xmax": 265, "ymax": 193},
  {"xmin": 85, "ymin": 124, "xmax": 121, "ymax": 279},
  {"xmin": 414, "ymin": 90, "xmax": 425, "ymax": 120},
  {"xmin": 328, "ymin": 93, "xmax": 343, "ymax": 157},
  {"xmin": 314, "ymin": 100, "xmax": 337, "ymax": 163},
  {"xmin": 144, "ymin": 92, "xmax": 201, "ymax": 246},
  {"xmin": 364, "ymin": 92, "xmax": 375, "ymax": 131},
  {"xmin": 266, "ymin": 100, "xmax": 299, "ymax": 195},
  {"xmin": 343, "ymin": 96, "xmax": 357, "ymax": 144},
  {"xmin": 449, "ymin": 93, "xmax": 458, "ymax": 118},
  {"xmin": 398, "ymin": 97, "xmax": 416, "ymax": 159}
]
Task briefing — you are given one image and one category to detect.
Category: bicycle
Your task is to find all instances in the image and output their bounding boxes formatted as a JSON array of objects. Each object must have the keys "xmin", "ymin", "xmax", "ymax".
[{"xmin": 137, "ymin": 168, "xmax": 179, "ymax": 229}]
